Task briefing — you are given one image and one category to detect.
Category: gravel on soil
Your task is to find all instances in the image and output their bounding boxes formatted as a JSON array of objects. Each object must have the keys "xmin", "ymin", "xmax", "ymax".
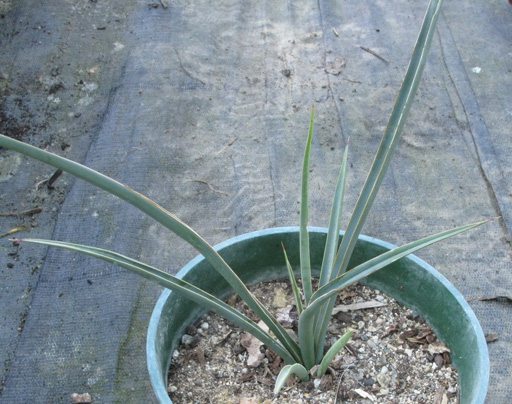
[{"xmin": 167, "ymin": 281, "xmax": 459, "ymax": 404}]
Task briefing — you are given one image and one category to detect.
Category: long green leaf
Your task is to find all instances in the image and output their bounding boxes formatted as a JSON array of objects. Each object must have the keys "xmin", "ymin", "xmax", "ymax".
[
  {"xmin": 19, "ymin": 238, "xmax": 298, "ymax": 364},
  {"xmin": 300, "ymin": 107, "xmax": 315, "ymax": 305},
  {"xmin": 282, "ymin": 243, "xmax": 303, "ymax": 315},
  {"xmin": 299, "ymin": 218, "xmax": 488, "ymax": 358},
  {"xmin": 317, "ymin": 141, "xmax": 349, "ymax": 288},
  {"xmin": 0, "ymin": 134, "xmax": 302, "ymax": 364},
  {"xmin": 317, "ymin": 330, "xmax": 353, "ymax": 377},
  {"xmin": 313, "ymin": 142, "xmax": 349, "ymax": 355},
  {"xmin": 313, "ymin": 0, "xmax": 444, "ymax": 362}
]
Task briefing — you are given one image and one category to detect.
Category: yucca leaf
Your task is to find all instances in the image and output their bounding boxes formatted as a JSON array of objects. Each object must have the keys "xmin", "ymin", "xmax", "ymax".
[
  {"xmin": 282, "ymin": 243, "xmax": 303, "ymax": 315},
  {"xmin": 299, "ymin": 218, "xmax": 488, "ymax": 355},
  {"xmin": 313, "ymin": 0, "xmax": 444, "ymax": 362},
  {"xmin": 0, "ymin": 134, "xmax": 302, "ymax": 364},
  {"xmin": 18, "ymin": 238, "xmax": 298, "ymax": 364},
  {"xmin": 274, "ymin": 363, "xmax": 309, "ymax": 394},
  {"xmin": 317, "ymin": 141, "xmax": 349, "ymax": 288},
  {"xmin": 300, "ymin": 106, "xmax": 315, "ymax": 304},
  {"xmin": 313, "ymin": 142, "xmax": 349, "ymax": 354},
  {"xmin": 317, "ymin": 330, "xmax": 353, "ymax": 378}
]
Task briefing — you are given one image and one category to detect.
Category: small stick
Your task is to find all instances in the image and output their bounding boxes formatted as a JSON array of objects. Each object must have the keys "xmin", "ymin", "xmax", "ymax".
[
  {"xmin": 342, "ymin": 77, "xmax": 362, "ymax": 84},
  {"xmin": 0, "ymin": 226, "xmax": 30, "ymax": 238},
  {"xmin": 216, "ymin": 137, "xmax": 238, "ymax": 154},
  {"xmin": 360, "ymin": 46, "xmax": 389, "ymax": 64},
  {"xmin": 174, "ymin": 49, "xmax": 206, "ymax": 85},
  {"xmin": 187, "ymin": 180, "xmax": 230, "ymax": 196},
  {"xmin": 0, "ymin": 207, "xmax": 42, "ymax": 217},
  {"xmin": 160, "ymin": 0, "xmax": 168, "ymax": 8},
  {"xmin": 467, "ymin": 295, "xmax": 512, "ymax": 303},
  {"xmin": 334, "ymin": 365, "xmax": 352, "ymax": 404},
  {"xmin": 35, "ymin": 168, "xmax": 63, "ymax": 189},
  {"xmin": 47, "ymin": 169, "xmax": 63, "ymax": 188}
]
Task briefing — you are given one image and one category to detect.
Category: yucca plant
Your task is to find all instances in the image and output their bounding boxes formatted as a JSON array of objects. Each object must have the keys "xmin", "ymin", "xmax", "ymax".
[{"xmin": 0, "ymin": 0, "xmax": 488, "ymax": 394}]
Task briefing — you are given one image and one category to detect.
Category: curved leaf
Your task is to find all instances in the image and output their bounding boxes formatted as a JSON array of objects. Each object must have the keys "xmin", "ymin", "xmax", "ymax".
[
  {"xmin": 19, "ymin": 237, "xmax": 298, "ymax": 364},
  {"xmin": 0, "ymin": 134, "xmax": 302, "ymax": 364},
  {"xmin": 274, "ymin": 363, "xmax": 309, "ymax": 394}
]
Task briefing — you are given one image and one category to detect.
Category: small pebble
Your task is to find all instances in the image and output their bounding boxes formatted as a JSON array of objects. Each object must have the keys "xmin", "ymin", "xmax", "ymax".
[
  {"xmin": 181, "ymin": 334, "xmax": 193, "ymax": 344},
  {"xmin": 377, "ymin": 373, "xmax": 391, "ymax": 388},
  {"xmin": 70, "ymin": 393, "xmax": 92, "ymax": 404}
]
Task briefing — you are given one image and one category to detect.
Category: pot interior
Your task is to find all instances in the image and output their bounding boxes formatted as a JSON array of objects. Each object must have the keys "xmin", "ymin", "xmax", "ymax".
[{"xmin": 147, "ymin": 227, "xmax": 489, "ymax": 404}]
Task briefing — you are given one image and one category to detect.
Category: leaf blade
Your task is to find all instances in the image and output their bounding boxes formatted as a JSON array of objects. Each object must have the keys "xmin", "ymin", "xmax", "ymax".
[
  {"xmin": 300, "ymin": 106, "xmax": 315, "ymax": 304},
  {"xmin": 20, "ymin": 238, "xmax": 298, "ymax": 364},
  {"xmin": 274, "ymin": 363, "xmax": 309, "ymax": 394},
  {"xmin": 282, "ymin": 243, "xmax": 303, "ymax": 315},
  {"xmin": 318, "ymin": 141, "xmax": 349, "ymax": 288},
  {"xmin": 0, "ymin": 134, "xmax": 302, "ymax": 364},
  {"xmin": 312, "ymin": 0, "xmax": 445, "ymax": 362},
  {"xmin": 313, "ymin": 142, "xmax": 349, "ymax": 355},
  {"xmin": 317, "ymin": 330, "xmax": 353, "ymax": 377},
  {"xmin": 299, "ymin": 219, "xmax": 489, "ymax": 349}
]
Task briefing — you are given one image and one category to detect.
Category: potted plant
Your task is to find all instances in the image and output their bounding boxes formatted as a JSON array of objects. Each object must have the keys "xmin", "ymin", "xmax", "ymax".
[
  {"xmin": 0, "ymin": 0, "xmax": 489, "ymax": 402},
  {"xmin": 147, "ymin": 227, "xmax": 489, "ymax": 403}
]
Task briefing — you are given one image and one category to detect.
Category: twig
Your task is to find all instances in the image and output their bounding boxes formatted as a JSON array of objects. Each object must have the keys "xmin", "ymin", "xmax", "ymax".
[
  {"xmin": 174, "ymin": 49, "xmax": 206, "ymax": 84},
  {"xmin": 0, "ymin": 226, "xmax": 30, "ymax": 238},
  {"xmin": 334, "ymin": 365, "xmax": 352, "ymax": 404},
  {"xmin": 0, "ymin": 207, "xmax": 42, "ymax": 217},
  {"xmin": 47, "ymin": 169, "xmax": 63, "ymax": 188},
  {"xmin": 160, "ymin": 0, "xmax": 168, "ymax": 8},
  {"xmin": 467, "ymin": 295, "xmax": 512, "ymax": 303},
  {"xmin": 332, "ymin": 300, "xmax": 387, "ymax": 314},
  {"xmin": 216, "ymin": 137, "xmax": 238, "ymax": 154},
  {"xmin": 342, "ymin": 77, "xmax": 362, "ymax": 84},
  {"xmin": 360, "ymin": 46, "xmax": 389, "ymax": 64},
  {"xmin": 187, "ymin": 180, "xmax": 230, "ymax": 196},
  {"xmin": 35, "ymin": 168, "xmax": 63, "ymax": 189}
]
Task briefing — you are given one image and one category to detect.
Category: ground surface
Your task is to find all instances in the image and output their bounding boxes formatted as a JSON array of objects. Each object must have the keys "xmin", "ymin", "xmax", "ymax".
[{"xmin": 0, "ymin": 1, "xmax": 511, "ymax": 403}]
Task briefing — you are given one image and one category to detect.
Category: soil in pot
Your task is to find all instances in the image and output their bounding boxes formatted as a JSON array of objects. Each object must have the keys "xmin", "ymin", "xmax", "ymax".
[{"xmin": 167, "ymin": 281, "xmax": 459, "ymax": 404}]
